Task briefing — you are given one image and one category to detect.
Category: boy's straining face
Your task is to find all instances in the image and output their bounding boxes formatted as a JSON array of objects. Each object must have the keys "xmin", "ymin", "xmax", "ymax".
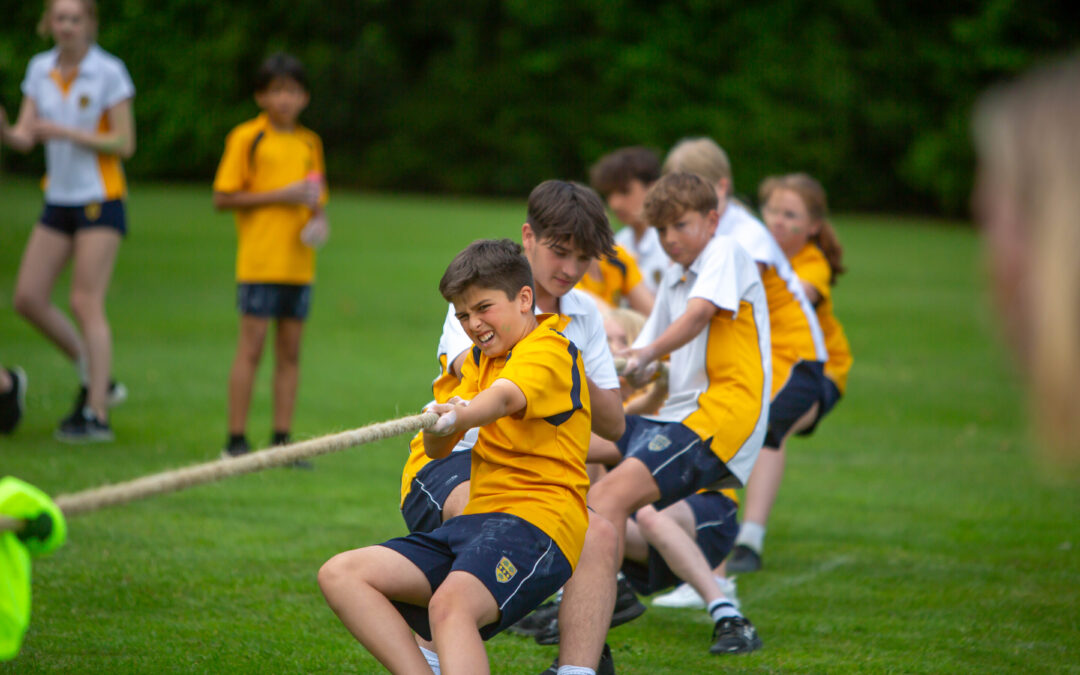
[
  {"xmin": 522, "ymin": 224, "xmax": 593, "ymax": 299},
  {"xmin": 606, "ymin": 179, "xmax": 650, "ymax": 231},
  {"xmin": 255, "ymin": 76, "xmax": 310, "ymax": 129},
  {"xmin": 655, "ymin": 209, "xmax": 718, "ymax": 267},
  {"xmin": 762, "ymin": 188, "xmax": 818, "ymax": 259},
  {"xmin": 453, "ymin": 285, "xmax": 536, "ymax": 358}
]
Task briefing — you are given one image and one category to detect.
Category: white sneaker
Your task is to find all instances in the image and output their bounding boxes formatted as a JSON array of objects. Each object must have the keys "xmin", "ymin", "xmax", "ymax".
[{"xmin": 652, "ymin": 576, "xmax": 739, "ymax": 610}]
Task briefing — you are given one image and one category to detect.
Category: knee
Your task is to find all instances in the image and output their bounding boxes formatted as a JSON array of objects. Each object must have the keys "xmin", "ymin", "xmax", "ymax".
[
  {"xmin": 634, "ymin": 507, "xmax": 663, "ymax": 539},
  {"xmin": 427, "ymin": 587, "xmax": 468, "ymax": 631},
  {"xmin": 68, "ymin": 288, "xmax": 102, "ymax": 324},
  {"xmin": 583, "ymin": 512, "xmax": 618, "ymax": 565},
  {"xmin": 13, "ymin": 288, "xmax": 41, "ymax": 319},
  {"xmin": 318, "ymin": 552, "xmax": 358, "ymax": 601}
]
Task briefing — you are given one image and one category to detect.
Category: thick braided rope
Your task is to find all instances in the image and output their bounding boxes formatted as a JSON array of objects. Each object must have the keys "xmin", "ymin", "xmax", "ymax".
[{"xmin": 0, "ymin": 411, "xmax": 438, "ymax": 534}]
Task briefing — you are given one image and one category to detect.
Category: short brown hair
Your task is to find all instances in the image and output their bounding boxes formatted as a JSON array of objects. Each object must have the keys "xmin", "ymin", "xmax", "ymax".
[
  {"xmin": 589, "ymin": 147, "xmax": 661, "ymax": 196},
  {"xmin": 643, "ymin": 172, "xmax": 718, "ymax": 227},
  {"xmin": 439, "ymin": 239, "xmax": 534, "ymax": 306},
  {"xmin": 527, "ymin": 180, "xmax": 616, "ymax": 260}
]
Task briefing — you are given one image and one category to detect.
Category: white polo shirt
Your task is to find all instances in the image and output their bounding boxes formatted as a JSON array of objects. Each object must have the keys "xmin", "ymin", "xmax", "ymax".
[
  {"xmin": 716, "ymin": 202, "xmax": 828, "ymax": 362},
  {"xmin": 614, "ymin": 225, "xmax": 671, "ymax": 292},
  {"xmin": 21, "ymin": 44, "xmax": 135, "ymax": 206},
  {"xmin": 633, "ymin": 234, "xmax": 771, "ymax": 485}
]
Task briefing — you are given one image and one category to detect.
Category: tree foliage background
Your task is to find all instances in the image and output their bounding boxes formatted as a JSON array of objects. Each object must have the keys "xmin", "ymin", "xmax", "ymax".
[{"xmin": 1, "ymin": 0, "xmax": 1075, "ymax": 215}]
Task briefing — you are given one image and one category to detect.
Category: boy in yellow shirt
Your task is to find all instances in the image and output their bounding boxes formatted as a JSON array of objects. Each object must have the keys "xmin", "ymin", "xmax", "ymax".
[
  {"xmin": 212, "ymin": 53, "xmax": 328, "ymax": 459},
  {"xmin": 319, "ymin": 239, "xmax": 591, "ymax": 675}
]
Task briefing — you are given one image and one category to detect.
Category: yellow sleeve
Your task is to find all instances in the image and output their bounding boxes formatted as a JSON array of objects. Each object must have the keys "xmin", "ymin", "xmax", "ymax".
[
  {"xmin": 793, "ymin": 245, "xmax": 832, "ymax": 301},
  {"xmin": 501, "ymin": 332, "xmax": 583, "ymax": 421},
  {"xmin": 311, "ymin": 131, "xmax": 329, "ymax": 206},
  {"xmin": 212, "ymin": 125, "xmax": 252, "ymax": 194},
  {"xmin": 619, "ymin": 246, "xmax": 644, "ymax": 294},
  {"xmin": 448, "ymin": 347, "xmax": 482, "ymax": 402}
]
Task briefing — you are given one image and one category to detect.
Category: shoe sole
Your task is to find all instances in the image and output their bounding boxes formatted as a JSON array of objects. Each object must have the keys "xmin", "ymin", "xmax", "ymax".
[
  {"xmin": 710, "ymin": 636, "xmax": 763, "ymax": 655},
  {"xmin": 610, "ymin": 598, "xmax": 647, "ymax": 628},
  {"xmin": 54, "ymin": 429, "xmax": 115, "ymax": 444}
]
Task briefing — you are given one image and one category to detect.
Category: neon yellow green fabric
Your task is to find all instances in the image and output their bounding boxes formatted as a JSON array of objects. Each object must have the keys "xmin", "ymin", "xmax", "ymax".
[
  {"xmin": 0, "ymin": 477, "xmax": 66, "ymax": 661},
  {"xmin": 0, "ymin": 477, "xmax": 66, "ymax": 556},
  {"xmin": 0, "ymin": 532, "xmax": 31, "ymax": 661}
]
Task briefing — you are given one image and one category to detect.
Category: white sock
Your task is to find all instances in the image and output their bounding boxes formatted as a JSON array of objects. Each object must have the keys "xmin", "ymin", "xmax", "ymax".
[
  {"xmin": 419, "ymin": 646, "xmax": 441, "ymax": 675},
  {"xmin": 557, "ymin": 667, "xmax": 595, "ymax": 675},
  {"xmin": 75, "ymin": 356, "xmax": 89, "ymax": 386},
  {"xmin": 735, "ymin": 521, "xmax": 765, "ymax": 553},
  {"xmin": 707, "ymin": 598, "xmax": 742, "ymax": 622}
]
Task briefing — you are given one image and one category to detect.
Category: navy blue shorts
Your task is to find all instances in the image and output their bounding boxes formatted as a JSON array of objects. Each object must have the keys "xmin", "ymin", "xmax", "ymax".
[
  {"xmin": 617, "ymin": 415, "xmax": 733, "ymax": 510},
  {"xmin": 236, "ymin": 283, "xmax": 312, "ymax": 319},
  {"xmin": 796, "ymin": 378, "xmax": 842, "ymax": 438},
  {"xmin": 381, "ymin": 512, "xmax": 573, "ymax": 641},
  {"xmin": 401, "ymin": 450, "xmax": 472, "ymax": 534},
  {"xmin": 39, "ymin": 200, "xmax": 127, "ymax": 237},
  {"xmin": 622, "ymin": 491, "xmax": 739, "ymax": 595},
  {"xmin": 765, "ymin": 360, "xmax": 827, "ymax": 448}
]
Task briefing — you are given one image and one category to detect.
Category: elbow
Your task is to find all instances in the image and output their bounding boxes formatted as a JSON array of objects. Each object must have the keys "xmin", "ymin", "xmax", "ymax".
[
  {"xmin": 595, "ymin": 406, "xmax": 626, "ymax": 442},
  {"xmin": 211, "ymin": 193, "xmax": 229, "ymax": 211}
]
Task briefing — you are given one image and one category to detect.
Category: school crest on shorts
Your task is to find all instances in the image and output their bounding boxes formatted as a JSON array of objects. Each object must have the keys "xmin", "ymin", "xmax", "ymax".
[
  {"xmin": 85, "ymin": 203, "xmax": 102, "ymax": 221},
  {"xmin": 648, "ymin": 433, "xmax": 672, "ymax": 452},
  {"xmin": 495, "ymin": 556, "xmax": 517, "ymax": 583}
]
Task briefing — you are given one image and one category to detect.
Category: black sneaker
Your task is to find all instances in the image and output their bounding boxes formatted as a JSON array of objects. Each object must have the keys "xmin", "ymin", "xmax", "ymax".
[
  {"xmin": 55, "ymin": 407, "xmax": 114, "ymax": 443},
  {"xmin": 534, "ymin": 577, "xmax": 646, "ymax": 645},
  {"xmin": 272, "ymin": 434, "xmax": 314, "ymax": 470},
  {"xmin": 222, "ymin": 436, "xmax": 251, "ymax": 458},
  {"xmin": 508, "ymin": 598, "xmax": 561, "ymax": 637},
  {"xmin": 0, "ymin": 367, "xmax": 27, "ymax": 434},
  {"xmin": 710, "ymin": 615, "xmax": 762, "ymax": 655},
  {"xmin": 611, "ymin": 574, "xmax": 648, "ymax": 627},
  {"xmin": 726, "ymin": 544, "xmax": 763, "ymax": 573},
  {"xmin": 537, "ymin": 643, "xmax": 615, "ymax": 675},
  {"xmin": 59, "ymin": 381, "xmax": 127, "ymax": 427}
]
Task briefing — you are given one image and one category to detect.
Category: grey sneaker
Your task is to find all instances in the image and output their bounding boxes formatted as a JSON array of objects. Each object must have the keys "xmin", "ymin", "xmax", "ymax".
[{"xmin": 726, "ymin": 544, "xmax": 763, "ymax": 573}]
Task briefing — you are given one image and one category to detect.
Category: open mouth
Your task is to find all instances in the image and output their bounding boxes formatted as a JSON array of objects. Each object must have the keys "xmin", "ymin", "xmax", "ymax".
[{"xmin": 477, "ymin": 330, "xmax": 495, "ymax": 346}]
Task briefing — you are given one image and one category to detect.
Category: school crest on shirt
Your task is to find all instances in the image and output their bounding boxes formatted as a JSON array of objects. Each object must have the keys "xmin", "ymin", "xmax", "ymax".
[
  {"xmin": 648, "ymin": 433, "xmax": 672, "ymax": 452},
  {"xmin": 78, "ymin": 94, "xmax": 91, "ymax": 109},
  {"xmin": 85, "ymin": 202, "xmax": 102, "ymax": 221},
  {"xmin": 495, "ymin": 556, "xmax": 518, "ymax": 583}
]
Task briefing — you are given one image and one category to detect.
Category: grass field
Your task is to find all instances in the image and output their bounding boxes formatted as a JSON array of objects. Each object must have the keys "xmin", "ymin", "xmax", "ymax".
[{"xmin": 1, "ymin": 178, "xmax": 1077, "ymax": 674}]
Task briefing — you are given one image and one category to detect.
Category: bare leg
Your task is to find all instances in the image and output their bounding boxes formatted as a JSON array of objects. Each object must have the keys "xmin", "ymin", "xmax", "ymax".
[
  {"xmin": 742, "ymin": 402, "xmax": 819, "ymax": 528},
  {"xmin": 635, "ymin": 503, "xmax": 724, "ymax": 605},
  {"xmin": 555, "ymin": 459, "xmax": 659, "ymax": 669},
  {"xmin": 272, "ymin": 318, "xmax": 304, "ymax": 432},
  {"xmin": 429, "ymin": 571, "xmax": 500, "ymax": 675},
  {"xmin": 440, "ymin": 481, "xmax": 470, "ymax": 523},
  {"xmin": 556, "ymin": 511, "xmax": 617, "ymax": 669},
  {"xmin": 319, "ymin": 546, "xmax": 434, "ymax": 674},
  {"xmin": 228, "ymin": 316, "xmax": 270, "ymax": 436},
  {"xmin": 13, "ymin": 226, "xmax": 82, "ymax": 362},
  {"xmin": 68, "ymin": 229, "xmax": 121, "ymax": 420}
]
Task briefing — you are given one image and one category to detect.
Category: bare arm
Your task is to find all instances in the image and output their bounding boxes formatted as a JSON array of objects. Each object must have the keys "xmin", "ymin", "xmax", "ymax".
[
  {"xmin": 213, "ymin": 180, "xmax": 322, "ymax": 211},
  {"xmin": 34, "ymin": 98, "xmax": 135, "ymax": 158},
  {"xmin": 1, "ymin": 97, "xmax": 39, "ymax": 153},
  {"xmin": 801, "ymin": 279, "xmax": 822, "ymax": 306},
  {"xmin": 588, "ymin": 379, "xmax": 625, "ymax": 441},
  {"xmin": 625, "ymin": 282, "xmax": 655, "ymax": 317},
  {"xmin": 423, "ymin": 379, "xmax": 526, "ymax": 459},
  {"xmin": 622, "ymin": 297, "xmax": 725, "ymax": 385}
]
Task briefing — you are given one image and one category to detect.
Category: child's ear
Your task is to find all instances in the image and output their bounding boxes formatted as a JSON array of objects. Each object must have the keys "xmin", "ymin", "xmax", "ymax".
[
  {"xmin": 521, "ymin": 222, "xmax": 535, "ymax": 250},
  {"xmin": 518, "ymin": 285, "xmax": 534, "ymax": 313},
  {"xmin": 707, "ymin": 209, "xmax": 720, "ymax": 235}
]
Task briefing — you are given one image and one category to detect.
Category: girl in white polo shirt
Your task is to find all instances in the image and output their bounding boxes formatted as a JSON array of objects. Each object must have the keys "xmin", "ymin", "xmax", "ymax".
[{"xmin": 1, "ymin": 0, "xmax": 134, "ymax": 442}]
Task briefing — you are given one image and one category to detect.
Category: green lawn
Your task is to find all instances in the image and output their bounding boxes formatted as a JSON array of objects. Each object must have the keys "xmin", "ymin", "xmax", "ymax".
[{"xmin": 1, "ymin": 178, "xmax": 1077, "ymax": 674}]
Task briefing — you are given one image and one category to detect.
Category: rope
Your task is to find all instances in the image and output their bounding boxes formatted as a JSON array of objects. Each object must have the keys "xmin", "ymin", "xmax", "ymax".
[{"xmin": 0, "ymin": 411, "xmax": 439, "ymax": 535}]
